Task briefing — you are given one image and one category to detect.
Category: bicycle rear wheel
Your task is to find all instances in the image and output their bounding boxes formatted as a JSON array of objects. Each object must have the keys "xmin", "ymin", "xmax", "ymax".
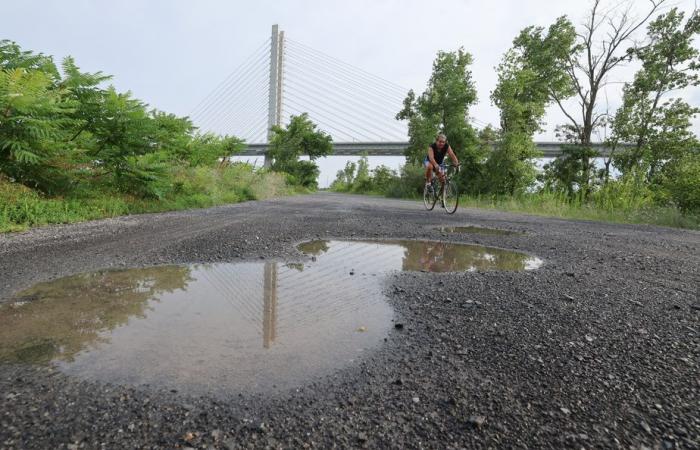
[
  {"xmin": 423, "ymin": 182, "xmax": 437, "ymax": 210},
  {"xmin": 443, "ymin": 181, "xmax": 459, "ymax": 214}
]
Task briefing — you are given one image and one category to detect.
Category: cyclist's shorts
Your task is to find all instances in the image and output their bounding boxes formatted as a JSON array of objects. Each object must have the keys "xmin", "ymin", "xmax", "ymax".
[{"xmin": 423, "ymin": 157, "xmax": 446, "ymax": 172}]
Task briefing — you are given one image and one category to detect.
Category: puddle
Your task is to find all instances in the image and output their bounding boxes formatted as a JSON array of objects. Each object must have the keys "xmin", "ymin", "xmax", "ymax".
[
  {"xmin": 1, "ymin": 239, "xmax": 540, "ymax": 396},
  {"xmin": 299, "ymin": 240, "xmax": 542, "ymax": 272},
  {"xmin": 0, "ymin": 262, "xmax": 392, "ymax": 397},
  {"xmin": 437, "ymin": 226, "xmax": 521, "ymax": 236}
]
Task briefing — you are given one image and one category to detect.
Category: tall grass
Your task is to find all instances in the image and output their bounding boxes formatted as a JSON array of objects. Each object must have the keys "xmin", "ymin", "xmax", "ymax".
[
  {"xmin": 0, "ymin": 165, "xmax": 294, "ymax": 233},
  {"xmin": 459, "ymin": 191, "xmax": 700, "ymax": 229}
]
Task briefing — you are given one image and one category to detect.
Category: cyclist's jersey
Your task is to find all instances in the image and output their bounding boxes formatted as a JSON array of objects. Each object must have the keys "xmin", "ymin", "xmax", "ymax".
[{"xmin": 429, "ymin": 142, "xmax": 449, "ymax": 164}]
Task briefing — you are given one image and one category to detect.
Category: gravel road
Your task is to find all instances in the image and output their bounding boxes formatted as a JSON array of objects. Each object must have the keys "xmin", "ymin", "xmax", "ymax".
[{"xmin": 1, "ymin": 192, "xmax": 698, "ymax": 449}]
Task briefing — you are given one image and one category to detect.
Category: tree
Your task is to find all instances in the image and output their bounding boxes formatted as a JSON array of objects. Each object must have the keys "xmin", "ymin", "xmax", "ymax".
[
  {"xmin": 267, "ymin": 113, "xmax": 333, "ymax": 188},
  {"xmin": 0, "ymin": 68, "xmax": 77, "ymax": 191},
  {"xmin": 488, "ymin": 17, "xmax": 577, "ymax": 195},
  {"xmin": 610, "ymin": 8, "xmax": 700, "ymax": 183},
  {"xmin": 0, "ymin": 39, "xmax": 59, "ymax": 78},
  {"xmin": 396, "ymin": 49, "xmax": 482, "ymax": 191},
  {"xmin": 541, "ymin": 0, "xmax": 667, "ymax": 196}
]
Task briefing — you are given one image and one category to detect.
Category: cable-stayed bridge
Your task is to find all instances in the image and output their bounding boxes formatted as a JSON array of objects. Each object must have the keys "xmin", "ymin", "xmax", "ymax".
[{"xmin": 189, "ymin": 25, "xmax": 613, "ymax": 162}]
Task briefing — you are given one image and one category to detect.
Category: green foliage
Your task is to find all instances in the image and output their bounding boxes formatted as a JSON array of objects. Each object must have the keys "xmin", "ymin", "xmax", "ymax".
[
  {"xmin": 1, "ymin": 165, "xmax": 294, "ymax": 232},
  {"xmin": 396, "ymin": 48, "xmax": 482, "ymax": 189},
  {"xmin": 661, "ymin": 152, "xmax": 700, "ymax": 211},
  {"xmin": 330, "ymin": 156, "xmax": 420, "ymax": 198},
  {"xmin": 268, "ymin": 113, "xmax": 333, "ymax": 188},
  {"xmin": 331, "ymin": 160, "xmax": 357, "ymax": 191},
  {"xmin": 0, "ymin": 40, "xmax": 297, "ymax": 232},
  {"xmin": 494, "ymin": 16, "xmax": 577, "ymax": 136},
  {"xmin": 483, "ymin": 131, "xmax": 540, "ymax": 196},
  {"xmin": 539, "ymin": 145, "xmax": 599, "ymax": 197},
  {"xmin": 181, "ymin": 133, "xmax": 244, "ymax": 167},
  {"xmin": 0, "ymin": 67, "xmax": 77, "ymax": 191},
  {"xmin": 485, "ymin": 17, "xmax": 575, "ymax": 196},
  {"xmin": 281, "ymin": 160, "xmax": 321, "ymax": 189},
  {"xmin": 611, "ymin": 8, "xmax": 700, "ymax": 184},
  {"xmin": 0, "ymin": 39, "xmax": 59, "ymax": 78}
]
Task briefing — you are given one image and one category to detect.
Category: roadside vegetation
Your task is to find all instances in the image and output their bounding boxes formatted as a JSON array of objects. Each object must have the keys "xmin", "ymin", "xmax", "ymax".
[
  {"xmin": 332, "ymin": 3, "xmax": 700, "ymax": 229},
  {"xmin": 0, "ymin": 41, "xmax": 322, "ymax": 233}
]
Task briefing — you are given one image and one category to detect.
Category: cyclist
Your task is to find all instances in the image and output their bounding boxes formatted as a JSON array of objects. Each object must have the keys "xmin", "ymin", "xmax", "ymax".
[{"xmin": 424, "ymin": 133, "xmax": 459, "ymax": 189}]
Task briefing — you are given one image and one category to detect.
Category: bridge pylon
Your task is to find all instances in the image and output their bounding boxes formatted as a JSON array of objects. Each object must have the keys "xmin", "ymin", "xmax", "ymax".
[{"xmin": 265, "ymin": 25, "xmax": 285, "ymax": 168}]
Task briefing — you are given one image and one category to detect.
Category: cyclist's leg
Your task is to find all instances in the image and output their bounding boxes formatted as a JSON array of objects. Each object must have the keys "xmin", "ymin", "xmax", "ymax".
[
  {"xmin": 437, "ymin": 163, "xmax": 447, "ymax": 184},
  {"xmin": 424, "ymin": 157, "xmax": 433, "ymax": 185}
]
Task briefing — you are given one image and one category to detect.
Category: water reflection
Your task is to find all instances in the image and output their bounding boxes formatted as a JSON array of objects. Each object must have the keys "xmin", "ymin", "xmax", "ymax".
[
  {"xmin": 299, "ymin": 240, "xmax": 542, "ymax": 273},
  {"xmin": 1, "ymin": 260, "xmax": 392, "ymax": 396},
  {"xmin": 1, "ymin": 239, "xmax": 541, "ymax": 396},
  {"xmin": 0, "ymin": 266, "xmax": 192, "ymax": 364},
  {"xmin": 298, "ymin": 240, "xmax": 330, "ymax": 256},
  {"xmin": 438, "ymin": 226, "xmax": 521, "ymax": 236}
]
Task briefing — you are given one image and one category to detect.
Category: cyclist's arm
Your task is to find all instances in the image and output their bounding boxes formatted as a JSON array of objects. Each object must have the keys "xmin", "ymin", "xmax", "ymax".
[{"xmin": 447, "ymin": 146, "xmax": 459, "ymax": 166}]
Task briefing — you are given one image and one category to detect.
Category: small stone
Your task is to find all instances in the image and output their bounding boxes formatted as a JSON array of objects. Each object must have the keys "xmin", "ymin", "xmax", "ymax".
[
  {"xmin": 585, "ymin": 334, "xmax": 594, "ymax": 342},
  {"xmin": 183, "ymin": 431, "xmax": 195, "ymax": 442},
  {"xmin": 356, "ymin": 326, "xmax": 367, "ymax": 332},
  {"xmin": 640, "ymin": 420, "xmax": 652, "ymax": 434},
  {"xmin": 394, "ymin": 323, "xmax": 404, "ymax": 330},
  {"xmin": 349, "ymin": 270, "xmax": 355, "ymax": 275},
  {"xmin": 311, "ymin": 256, "xmax": 317, "ymax": 262},
  {"xmin": 563, "ymin": 294, "xmax": 575, "ymax": 301},
  {"xmin": 468, "ymin": 415, "xmax": 486, "ymax": 427},
  {"xmin": 412, "ymin": 397, "xmax": 420, "ymax": 403},
  {"xmin": 560, "ymin": 407, "xmax": 571, "ymax": 415}
]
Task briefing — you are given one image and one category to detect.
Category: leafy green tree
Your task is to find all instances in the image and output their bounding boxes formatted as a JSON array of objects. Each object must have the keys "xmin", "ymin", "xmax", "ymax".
[
  {"xmin": 267, "ymin": 113, "xmax": 333, "ymax": 188},
  {"xmin": 396, "ymin": 48, "xmax": 482, "ymax": 192},
  {"xmin": 488, "ymin": 17, "xmax": 576, "ymax": 195},
  {"xmin": 610, "ymin": 8, "xmax": 699, "ymax": 185},
  {"xmin": 0, "ymin": 68, "xmax": 76, "ymax": 191},
  {"xmin": 0, "ymin": 40, "xmax": 59, "ymax": 78},
  {"xmin": 539, "ymin": 0, "xmax": 667, "ymax": 196},
  {"xmin": 59, "ymin": 57, "xmax": 112, "ymax": 143},
  {"xmin": 182, "ymin": 132, "xmax": 244, "ymax": 167},
  {"xmin": 331, "ymin": 160, "xmax": 357, "ymax": 191},
  {"xmin": 661, "ymin": 152, "xmax": 700, "ymax": 211}
]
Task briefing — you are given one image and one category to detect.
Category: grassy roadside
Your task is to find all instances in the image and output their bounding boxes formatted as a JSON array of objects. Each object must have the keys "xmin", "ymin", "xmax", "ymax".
[
  {"xmin": 0, "ymin": 165, "xmax": 299, "ymax": 233},
  {"xmin": 456, "ymin": 193, "xmax": 700, "ymax": 230},
  {"xmin": 334, "ymin": 188, "xmax": 700, "ymax": 230}
]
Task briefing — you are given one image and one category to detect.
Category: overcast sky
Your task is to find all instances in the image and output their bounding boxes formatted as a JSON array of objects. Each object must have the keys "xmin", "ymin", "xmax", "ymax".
[{"xmin": 3, "ymin": 0, "xmax": 699, "ymax": 141}]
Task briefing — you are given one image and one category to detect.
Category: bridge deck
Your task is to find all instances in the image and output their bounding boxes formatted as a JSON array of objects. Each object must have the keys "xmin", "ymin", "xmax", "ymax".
[{"xmin": 241, "ymin": 142, "xmax": 616, "ymax": 157}]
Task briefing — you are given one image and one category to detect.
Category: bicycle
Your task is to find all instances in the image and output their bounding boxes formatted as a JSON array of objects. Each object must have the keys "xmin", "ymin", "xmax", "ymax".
[{"xmin": 423, "ymin": 163, "xmax": 460, "ymax": 214}]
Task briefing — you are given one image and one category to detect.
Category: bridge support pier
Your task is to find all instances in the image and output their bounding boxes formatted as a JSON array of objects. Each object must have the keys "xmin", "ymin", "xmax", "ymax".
[{"xmin": 265, "ymin": 25, "xmax": 284, "ymax": 168}]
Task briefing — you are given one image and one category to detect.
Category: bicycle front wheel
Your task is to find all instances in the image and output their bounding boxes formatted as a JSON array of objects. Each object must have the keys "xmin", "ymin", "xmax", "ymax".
[
  {"xmin": 443, "ymin": 181, "xmax": 459, "ymax": 214},
  {"xmin": 423, "ymin": 183, "xmax": 437, "ymax": 210}
]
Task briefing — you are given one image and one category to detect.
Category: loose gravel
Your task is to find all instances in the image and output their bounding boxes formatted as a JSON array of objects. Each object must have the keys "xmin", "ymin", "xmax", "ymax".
[{"xmin": 1, "ymin": 192, "xmax": 698, "ymax": 449}]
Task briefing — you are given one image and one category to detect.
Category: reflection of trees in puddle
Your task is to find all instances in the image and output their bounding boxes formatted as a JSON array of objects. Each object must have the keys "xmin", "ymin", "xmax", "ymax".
[
  {"xmin": 0, "ymin": 266, "xmax": 193, "ymax": 364},
  {"xmin": 298, "ymin": 240, "xmax": 330, "ymax": 256},
  {"xmin": 284, "ymin": 263, "xmax": 304, "ymax": 272},
  {"xmin": 400, "ymin": 241, "xmax": 535, "ymax": 272},
  {"xmin": 438, "ymin": 226, "xmax": 519, "ymax": 236}
]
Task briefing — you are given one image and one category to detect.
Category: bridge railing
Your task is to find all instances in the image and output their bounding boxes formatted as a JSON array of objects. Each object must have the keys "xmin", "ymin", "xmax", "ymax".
[{"xmin": 240, "ymin": 142, "xmax": 624, "ymax": 157}]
